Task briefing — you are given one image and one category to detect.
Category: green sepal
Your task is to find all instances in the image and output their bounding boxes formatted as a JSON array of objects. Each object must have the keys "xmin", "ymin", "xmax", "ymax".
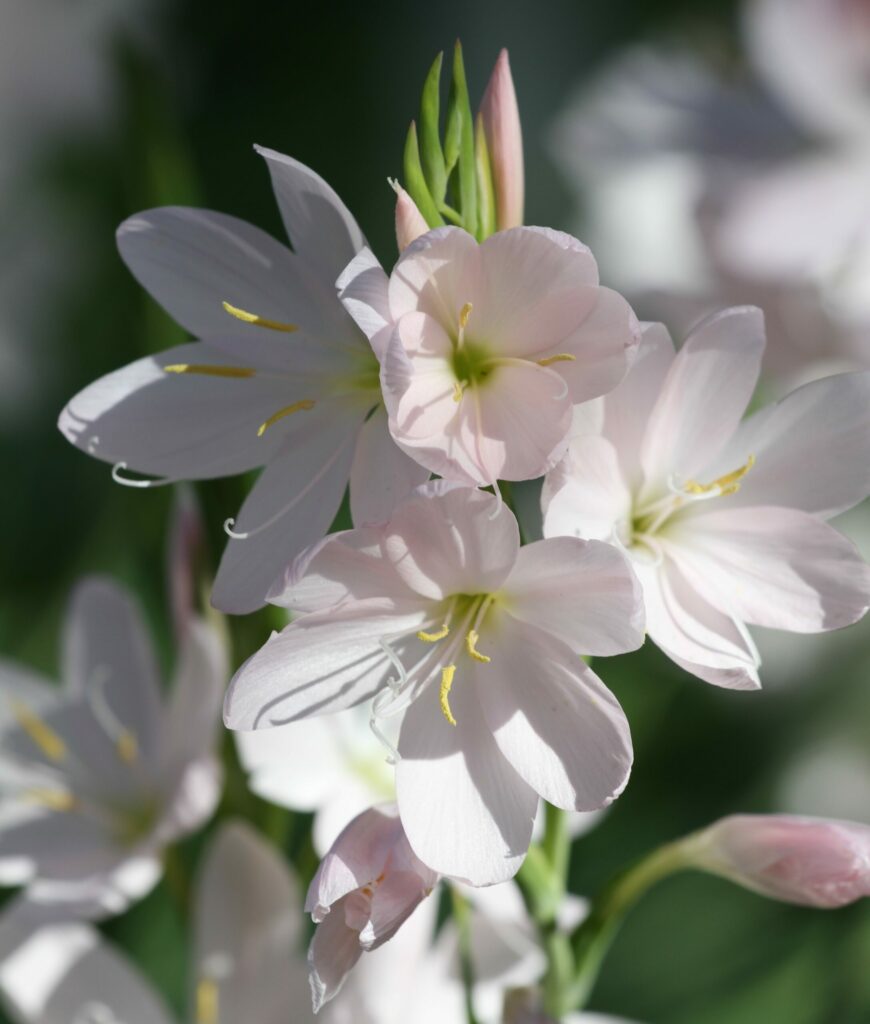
[
  {"xmin": 448, "ymin": 40, "xmax": 477, "ymax": 237},
  {"xmin": 419, "ymin": 52, "xmax": 447, "ymax": 203},
  {"xmin": 474, "ymin": 112, "xmax": 496, "ymax": 240},
  {"xmin": 403, "ymin": 121, "xmax": 444, "ymax": 228}
]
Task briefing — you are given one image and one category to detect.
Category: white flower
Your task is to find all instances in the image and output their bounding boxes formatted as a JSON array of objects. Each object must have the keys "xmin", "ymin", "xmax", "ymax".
[
  {"xmin": 0, "ymin": 577, "xmax": 225, "ymax": 919},
  {"xmin": 59, "ymin": 149, "xmax": 428, "ymax": 614},
  {"xmin": 543, "ymin": 309, "xmax": 870, "ymax": 689}
]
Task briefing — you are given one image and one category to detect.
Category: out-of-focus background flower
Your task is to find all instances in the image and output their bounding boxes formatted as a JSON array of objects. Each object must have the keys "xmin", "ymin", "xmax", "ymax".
[{"xmin": 1, "ymin": 0, "xmax": 868, "ymax": 1021}]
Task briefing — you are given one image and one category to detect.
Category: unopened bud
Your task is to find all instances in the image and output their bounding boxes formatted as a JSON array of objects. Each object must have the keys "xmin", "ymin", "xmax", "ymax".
[
  {"xmin": 392, "ymin": 182, "xmax": 429, "ymax": 251},
  {"xmin": 480, "ymin": 49, "xmax": 524, "ymax": 230}
]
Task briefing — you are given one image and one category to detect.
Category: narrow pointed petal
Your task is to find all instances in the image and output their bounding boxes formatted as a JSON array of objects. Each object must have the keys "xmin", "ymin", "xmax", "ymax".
[
  {"xmin": 308, "ymin": 899, "xmax": 363, "ymax": 1012},
  {"xmin": 337, "ymin": 248, "xmax": 393, "ymax": 361}
]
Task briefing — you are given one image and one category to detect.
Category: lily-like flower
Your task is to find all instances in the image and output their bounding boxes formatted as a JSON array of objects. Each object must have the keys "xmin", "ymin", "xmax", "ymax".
[
  {"xmin": 59, "ymin": 148, "xmax": 428, "ymax": 614},
  {"xmin": 0, "ymin": 577, "xmax": 225, "ymax": 918},
  {"xmin": 684, "ymin": 813, "xmax": 870, "ymax": 909},
  {"xmin": 543, "ymin": 308, "xmax": 870, "ymax": 689},
  {"xmin": 306, "ymin": 804, "xmax": 438, "ymax": 1011},
  {"xmin": 225, "ymin": 483, "xmax": 642, "ymax": 884},
  {"xmin": 480, "ymin": 48, "xmax": 525, "ymax": 231},
  {"xmin": 338, "ymin": 226, "xmax": 640, "ymax": 488}
]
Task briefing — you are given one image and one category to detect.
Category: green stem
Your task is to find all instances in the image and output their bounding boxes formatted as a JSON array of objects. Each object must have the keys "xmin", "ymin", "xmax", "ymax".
[
  {"xmin": 162, "ymin": 843, "xmax": 191, "ymax": 916},
  {"xmin": 451, "ymin": 885, "xmax": 482, "ymax": 1024}
]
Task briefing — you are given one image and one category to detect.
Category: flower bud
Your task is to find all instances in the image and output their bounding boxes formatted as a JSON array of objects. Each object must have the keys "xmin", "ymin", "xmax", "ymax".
[
  {"xmin": 305, "ymin": 804, "xmax": 439, "ymax": 1011},
  {"xmin": 688, "ymin": 814, "xmax": 870, "ymax": 909},
  {"xmin": 393, "ymin": 184, "xmax": 429, "ymax": 252},
  {"xmin": 480, "ymin": 48, "xmax": 524, "ymax": 230}
]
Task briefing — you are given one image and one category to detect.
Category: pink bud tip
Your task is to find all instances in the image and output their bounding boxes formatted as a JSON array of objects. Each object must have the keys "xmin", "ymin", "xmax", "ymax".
[
  {"xmin": 692, "ymin": 814, "xmax": 870, "ymax": 909},
  {"xmin": 480, "ymin": 48, "xmax": 524, "ymax": 230},
  {"xmin": 393, "ymin": 185, "xmax": 429, "ymax": 252}
]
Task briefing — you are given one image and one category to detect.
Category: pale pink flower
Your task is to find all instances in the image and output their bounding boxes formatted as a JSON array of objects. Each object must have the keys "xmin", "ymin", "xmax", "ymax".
[
  {"xmin": 686, "ymin": 813, "xmax": 870, "ymax": 909},
  {"xmin": 338, "ymin": 227, "xmax": 640, "ymax": 488},
  {"xmin": 59, "ymin": 148, "xmax": 428, "ymax": 614},
  {"xmin": 393, "ymin": 184, "xmax": 429, "ymax": 252},
  {"xmin": 543, "ymin": 308, "xmax": 870, "ymax": 689},
  {"xmin": 480, "ymin": 49, "xmax": 524, "ymax": 231},
  {"xmin": 306, "ymin": 804, "xmax": 438, "ymax": 1011},
  {"xmin": 225, "ymin": 483, "xmax": 642, "ymax": 884}
]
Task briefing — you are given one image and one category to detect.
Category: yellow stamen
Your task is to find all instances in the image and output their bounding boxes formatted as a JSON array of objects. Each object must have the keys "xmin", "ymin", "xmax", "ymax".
[
  {"xmin": 25, "ymin": 788, "xmax": 77, "ymax": 812},
  {"xmin": 116, "ymin": 730, "xmax": 138, "ymax": 764},
  {"xmin": 459, "ymin": 302, "xmax": 473, "ymax": 330},
  {"xmin": 12, "ymin": 702, "xmax": 66, "ymax": 762},
  {"xmin": 683, "ymin": 454, "xmax": 756, "ymax": 496},
  {"xmin": 452, "ymin": 381, "xmax": 464, "ymax": 403},
  {"xmin": 222, "ymin": 300, "xmax": 298, "ymax": 332},
  {"xmin": 439, "ymin": 665, "xmax": 457, "ymax": 727},
  {"xmin": 196, "ymin": 978, "xmax": 219, "ymax": 1024},
  {"xmin": 164, "ymin": 364, "xmax": 256, "ymax": 378},
  {"xmin": 465, "ymin": 629, "xmax": 491, "ymax": 664},
  {"xmin": 417, "ymin": 624, "xmax": 450, "ymax": 643},
  {"xmin": 536, "ymin": 353, "xmax": 577, "ymax": 367},
  {"xmin": 256, "ymin": 399, "xmax": 316, "ymax": 437}
]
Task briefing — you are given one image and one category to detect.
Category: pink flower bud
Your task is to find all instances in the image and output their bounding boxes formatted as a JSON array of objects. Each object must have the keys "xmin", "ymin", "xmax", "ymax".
[
  {"xmin": 394, "ymin": 184, "xmax": 429, "ymax": 252},
  {"xmin": 691, "ymin": 814, "xmax": 870, "ymax": 908},
  {"xmin": 480, "ymin": 48, "xmax": 524, "ymax": 230},
  {"xmin": 305, "ymin": 804, "xmax": 439, "ymax": 1011}
]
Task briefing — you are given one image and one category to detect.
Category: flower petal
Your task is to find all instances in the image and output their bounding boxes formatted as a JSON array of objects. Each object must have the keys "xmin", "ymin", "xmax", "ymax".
[
  {"xmin": 504, "ymin": 538, "xmax": 644, "ymax": 655},
  {"xmin": 388, "ymin": 227, "xmax": 481, "ymax": 324},
  {"xmin": 669, "ymin": 506, "xmax": 870, "ymax": 632},
  {"xmin": 308, "ymin": 898, "xmax": 363, "ymax": 1012},
  {"xmin": 396, "ymin": 675, "xmax": 537, "ymax": 885},
  {"xmin": 477, "ymin": 618, "xmax": 633, "ymax": 811},
  {"xmin": 338, "ymin": 248, "xmax": 393, "ymax": 361}
]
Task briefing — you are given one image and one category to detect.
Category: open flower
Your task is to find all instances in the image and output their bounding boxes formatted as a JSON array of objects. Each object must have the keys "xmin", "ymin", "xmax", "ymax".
[
  {"xmin": 543, "ymin": 308, "xmax": 870, "ymax": 689},
  {"xmin": 59, "ymin": 148, "xmax": 428, "ymax": 614},
  {"xmin": 306, "ymin": 804, "xmax": 438, "ymax": 1011},
  {"xmin": 225, "ymin": 483, "xmax": 642, "ymax": 884},
  {"xmin": 684, "ymin": 813, "xmax": 870, "ymax": 909},
  {"xmin": 338, "ymin": 226, "xmax": 640, "ymax": 487},
  {"xmin": 0, "ymin": 577, "xmax": 225, "ymax": 919}
]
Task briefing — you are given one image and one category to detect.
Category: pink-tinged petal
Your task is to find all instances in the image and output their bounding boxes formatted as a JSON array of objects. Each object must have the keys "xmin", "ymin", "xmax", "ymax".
[
  {"xmin": 553, "ymin": 285, "xmax": 642, "ymax": 405},
  {"xmin": 477, "ymin": 618, "xmax": 633, "ymax": 811},
  {"xmin": 337, "ymin": 248, "xmax": 393, "ymax": 362},
  {"xmin": 350, "ymin": 407, "xmax": 431, "ymax": 527},
  {"xmin": 396, "ymin": 677, "xmax": 537, "ymax": 886},
  {"xmin": 308, "ymin": 897, "xmax": 363, "ymax": 1012},
  {"xmin": 635, "ymin": 559, "xmax": 761, "ymax": 691},
  {"xmin": 116, "ymin": 205, "xmax": 344, "ymax": 343},
  {"xmin": 211, "ymin": 403, "xmax": 360, "ymax": 613},
  {"xmin": 223, "ymin": 603, "xmax": 428, "ymax": 730},
  {"xmin": 480, "ymin": 49, "xmax": 524, "ymax": 230},
  {"xmin": 691, "ymin": 814, "xmax": 870, "ymax": 909},
  {"xmin": 58, "ymin": 342, "xmax": 315, "ymax": 480},
  {"xmin": 382, "ymin": 486, "xmax": 519, "ymax": 601},
  {"xmin": 698, "ymin": 370, "xmax": 870, "ymax": 520},
  {"xmin": 601, "ymin": 321, "xmax": 675, "ymax": 487},
  {"xmin": 542, "ymin": 436, "xmax": 632, "ymax": 544},
  {"xmin": 62, "ymin": 578, "xmax": 162, "ymax": 767},
  {"xmin": 360, "ymin": 871, "xmax": 432, "ymax": 950},
  {"xmin": 306, "ymin": 806, "xmax": 403, "ymax": 919},
  {"xmin": 255, "ymin": 145, "xmax": 365, "ymax": 285},
  {"xmin": 639, "ymin": 306, "xmax": 765, "ymax": 491},
  {"xmin": 669, "ymin": 506, "xmax": 870, "ymax": 632},
  {"xmin": 395, "ymin": 186, "xmax": 430, "ymax": 252},
  {"xmin": 504, "ymin": 538, "xmax": 644, "ymax": 655},
  {"xmin": 388, "ymin": 227, "xmax": 482, "ymax": 323}
]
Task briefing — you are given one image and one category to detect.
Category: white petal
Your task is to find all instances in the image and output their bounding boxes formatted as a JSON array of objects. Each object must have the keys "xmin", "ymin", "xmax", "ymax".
[
  {"xmin": 640, "ymin": 306, "xmax": 765, "ymax": 490},
  {"xmin": 211, "ymin": 403, "xmax": 360, "ymax": 613},
  {"xmin": 504, "ymin": 537, "xmax": 644, "ymax": 655},
  {"xmin": 670, "ymin": 506, "xmax": 870, "ymax": 632},
  {"xmin": 338, "ymin": 248, "xmax": 393, "ymax": 361},
  {"xmin": 396, "ymin": 672, "xmax": 537, "ymax": 885},
  {"xmin": 255, "ymin": 146, "xmax": 365, "ymax": 284},
  {"xmin": 477, "ymin": 617, "xmax": 633, "ymax": 811},
  {"xmin": 350, "ymin": 406, "xmax": 430, "ymax": 526},
  {"xmin": 308, "ymin": 899, "xmax": 363, "ymax": 1012},
  {"xmin": 224, "ymin": 603, "xmax": 427, "ymax": 730}
]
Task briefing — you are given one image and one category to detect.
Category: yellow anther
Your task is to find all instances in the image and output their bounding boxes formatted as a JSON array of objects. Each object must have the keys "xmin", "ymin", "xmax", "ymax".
[
  {"xmin": 452, "ymin": 381, "xmax": 464, "ymax": 403},
  {"xmin": 25, "ymin": 788, "xmax": 77, "ymax": 812},
  {"xmin": 116, "ymin": 730, "xmax": 138, "ymax": 765},
  {"xmin": 439, "ymin": 665, "xmax": 457, "ymax": 727},
  {"xmin": 417, "ymin": 624, "xmax": 450, "ymax": 642},
  {"xmin": 536, "ymin": 353, "xmax": 577, "ymax": 367},
  {"xmin": 196, "ymin": 978, "xmax": 219, "ymax": 1024},
  {"xmin": 164, "ymin": 364, "xmax": 257, "ymax": 378},
  {"xmin": 465, "ymin": 629, "xmax": 491, "ymax": 664},
  {"xmin": 256, "ymin": 399, "xmax": 316, "ymax": 437},
  {"xmin": 222, "ymin": 300, "xmax": 298, "ymax": 332},
  {"xmin": 12, "ymin": 702, "xmax": 66, "ymax": 762},
  {"xmin": 459, "ymin": 302, "xmax": 473, "ymax": 330},
  {"xmin": 683, "ymin": 454, "xmax": 756, "ymax": 496}
]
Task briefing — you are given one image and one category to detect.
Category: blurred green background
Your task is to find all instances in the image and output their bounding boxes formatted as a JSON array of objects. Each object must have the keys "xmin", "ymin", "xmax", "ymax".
[{"xmin": 1, "ymin": 1, "xmax": 868, "ymax": 1021}]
